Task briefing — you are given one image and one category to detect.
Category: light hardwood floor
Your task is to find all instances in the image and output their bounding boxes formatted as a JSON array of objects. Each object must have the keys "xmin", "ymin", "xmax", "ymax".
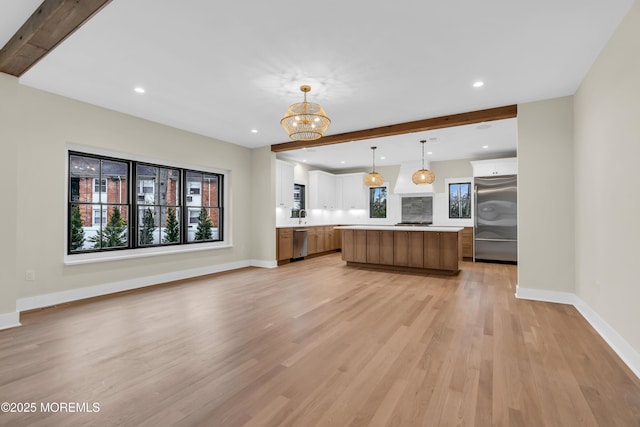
[{"xmin": 1, "ymin": 253, "xmax": 639, "ymax": 426}]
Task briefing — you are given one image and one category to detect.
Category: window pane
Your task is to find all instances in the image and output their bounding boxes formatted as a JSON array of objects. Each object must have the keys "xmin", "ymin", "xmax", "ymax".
[
  {"xmin": 449, "ymin": 182, "xmax": 471, "ymax": 219},
  {"xmin": 69, "ymin": 155, "xmax": 99, "ymax": 203},
  {"xmin": 186, "ymin": 172, "xmax": 202, "ymax": 204},
  {"xmin": 161, "ymin": 207, "xmax": 181, "ymax": 244},
  {"xmin": 202, "ymin": 175, "xmax": 219, "ymax": 207},
  {"xmin": 187, "ymin": 207, "xmax": 216, "ymax": 242},
  {"xmin": 369, "ymin": 187, "xmax": 387, "ymax": 218},
  {"xmin": 102, "ymin": 159, "xmax": 128, "ymax": 204},
  {"xmin": 138, "ymin": 206, "xmax": 160, "ymax": 246},
  {"xmin": 461, "ymin": 184, "xmax": 471, "ymax": 218},
  {"xmin": 69, "ymin": 204, "xmax": 89, "ymax": 252},
  {"xmin": 160, "ymin": 168, "xmax": 180, "ymax": 206},
  {"xmin": 89, "ymin": 205, "xmax": 128, "ymax": 249},
  {"xmin": 291, "ymin": 184, "xmax": 305, "ymax": 218}
]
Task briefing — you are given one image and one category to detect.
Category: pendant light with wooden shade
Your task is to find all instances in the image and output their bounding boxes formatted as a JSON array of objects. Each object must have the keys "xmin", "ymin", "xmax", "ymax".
[
  {"xmin": 364, "ymin": 146, "xmax": 384, "ymax": 187},
  {"xmin": 412, "ymin": 139, "xmax": 435, "ymax": 184}
]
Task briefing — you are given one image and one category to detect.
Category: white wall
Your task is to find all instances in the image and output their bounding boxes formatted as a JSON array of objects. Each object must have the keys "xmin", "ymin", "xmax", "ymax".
[
  {"xmin": 574, "ymin": 0, "xmax": 640, "ymax": 353},
  {"xmin": 0, "ymin": 72, "xmax": 258, "ymax": 322},
  {"xmin": 517, "ymin": 97, "xmax": 575, "ymax": 293},
  {"xmin": 0, "ymin": 135, "xmax": 18, "ymax": 325},
  {"xmin": 250, "ymin": 146, "xmax": 277, "ymax": 264}
]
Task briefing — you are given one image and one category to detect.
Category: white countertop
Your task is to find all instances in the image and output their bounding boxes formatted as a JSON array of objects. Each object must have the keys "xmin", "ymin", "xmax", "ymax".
[{"xmin": 334, "ymin": 225, "xmax": 464, "ymax": 232}]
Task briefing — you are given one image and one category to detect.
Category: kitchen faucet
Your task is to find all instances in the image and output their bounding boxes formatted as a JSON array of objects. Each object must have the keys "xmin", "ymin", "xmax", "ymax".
[{"xmin": 298, "ymin": 209, "xmax": 307, "ymax": 224}]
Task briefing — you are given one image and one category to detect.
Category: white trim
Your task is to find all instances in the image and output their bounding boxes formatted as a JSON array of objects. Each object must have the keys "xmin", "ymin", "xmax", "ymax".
[
  {"xmin": 0, "ymin": 311, "xmax": 21, "ymax": 330},
  {"xmin": 64, "ymin": 243, "xmax": 233, "ymax": 265},
  {"xmin": 516, "ymin": 285, "xmax": 640, "ymax": 379},
  {"xmin": 250, "ymin": 259, "xmax": 278, "ymax": 269},
  {"xmin": 515, "ymin": 285, "xmax": 578, "ymax": 305},
  {"xmin": 17, "ymin": 260, "xmax": 253, "ymax": 312}
]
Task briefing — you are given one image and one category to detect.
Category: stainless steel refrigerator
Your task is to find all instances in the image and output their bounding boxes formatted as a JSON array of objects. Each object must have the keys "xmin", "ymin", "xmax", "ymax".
[{"xmin": 474, "ymin": 175, "xmax": 517, "ymax": 263}]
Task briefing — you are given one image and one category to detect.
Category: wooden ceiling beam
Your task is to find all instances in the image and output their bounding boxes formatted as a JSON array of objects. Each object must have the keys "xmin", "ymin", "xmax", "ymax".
[
  {"xmin": 0, "ymin": 0, "xmax": 112, "ymax": 77},
  {"xmin": 271, "ymin": 104, "xmax": 518, "ymax": 152}
]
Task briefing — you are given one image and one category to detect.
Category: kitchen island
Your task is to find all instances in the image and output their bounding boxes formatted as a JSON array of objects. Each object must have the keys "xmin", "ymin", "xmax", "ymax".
[{"xmin": 335, "ymin": 225, "xmax": 463, "ymax": 275}]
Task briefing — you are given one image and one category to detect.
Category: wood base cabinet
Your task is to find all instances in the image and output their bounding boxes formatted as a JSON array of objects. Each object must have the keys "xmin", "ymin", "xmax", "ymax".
[
  {"xmin": 277, "ymin": 226, "xmax": 341, "ymax": 263},
  {"xmin": 424, "ymin": 231, "xmax": 460, "ymax": 271},
  {"xmin": 340, "ymin": 228, "xmax": 463, "ymax": 274},
  {"xmin": 277, "ymin": 228, "xmax": 293, "ymax": 261},
  {"xmin": 342, "ymin": 229, "xmax": 367, "ymax": 263},
  {"xmin": 366, "ymin": 230, "xmax": 394, "ymax": 265},
  {"xmin": 394, "ymin": 231, "xmax": 424, "ymax": 268}
]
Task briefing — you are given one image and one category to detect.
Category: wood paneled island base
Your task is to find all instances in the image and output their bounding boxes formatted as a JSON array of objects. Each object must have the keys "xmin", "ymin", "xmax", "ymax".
[{"xmin": 337, "ymin": 226, "xmax": 464, "ymax": 275}]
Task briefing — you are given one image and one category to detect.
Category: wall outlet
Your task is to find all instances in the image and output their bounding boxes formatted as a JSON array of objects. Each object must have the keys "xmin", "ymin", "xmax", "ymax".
[{"xmin": 25, "ymin": 270, "xmax": 35, "ymax": 281}]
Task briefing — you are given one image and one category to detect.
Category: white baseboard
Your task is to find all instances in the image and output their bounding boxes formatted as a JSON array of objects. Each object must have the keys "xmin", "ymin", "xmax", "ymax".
[
  {"xmin": 16, "ymin": 259, "xmax": 259, "ymax": 312},
  {"xmin": 515, "ymin": 285, "xmax": 578, "ymax": 305},
  {"xmin": 250, "ymin": 259, "xmax": 278, "ymax": 269},
  {"xmin": 516, "ymin": 285, "xmax": 640, "ymax": 380},
  {"xmin": 0, "ymin": 311, "xmax": 21, "ymax": 331}
]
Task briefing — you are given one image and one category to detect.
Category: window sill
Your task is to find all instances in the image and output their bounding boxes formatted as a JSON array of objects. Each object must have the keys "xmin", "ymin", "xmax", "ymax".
[{"xmin": 64, "ymin": 241, "xmax": 232, "ymax": 265}]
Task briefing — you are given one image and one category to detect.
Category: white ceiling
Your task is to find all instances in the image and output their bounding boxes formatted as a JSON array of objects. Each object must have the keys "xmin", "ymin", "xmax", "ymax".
[
  {"xmin": 278, "ymin": 118, "xmax": 518, "ymax": 171},
  {"xmin": 1, "ymin": 0, "xmax": 634, "ymax": 168}
]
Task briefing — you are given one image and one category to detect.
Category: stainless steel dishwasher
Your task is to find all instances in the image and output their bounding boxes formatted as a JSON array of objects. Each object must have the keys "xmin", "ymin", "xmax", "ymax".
[{"xmin": 292, "ymin": 229, "xmax": 308, "ymax": 259}]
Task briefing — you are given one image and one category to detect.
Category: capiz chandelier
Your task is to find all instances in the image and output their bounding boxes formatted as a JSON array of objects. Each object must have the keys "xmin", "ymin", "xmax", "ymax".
[
  {"xmin": 412, "ymin": 139, "xmax": 435, "ymax": 184},
  {"xmin": 281, "ymin": 85, "xmax": 331, "ymax": 141}
]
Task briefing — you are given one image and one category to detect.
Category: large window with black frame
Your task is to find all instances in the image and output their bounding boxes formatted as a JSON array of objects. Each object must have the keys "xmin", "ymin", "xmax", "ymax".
[
  {"xmin": 449, "ymin": 182, "xmax": 471, "ymax": 219},
  {"xmin": 185, "ymin": 171, "xmax": 222, "ymax": 242},
  {"xmin": 136, "ymin": 163, "xmax": 182, "ymax": 246},
  {"xmin": 68, "ymin": 151, "xmax": 224, "ymax": 254},
  {"xmin": 69, "ymin": 153, "xmax": 130, "ymax": 252}
]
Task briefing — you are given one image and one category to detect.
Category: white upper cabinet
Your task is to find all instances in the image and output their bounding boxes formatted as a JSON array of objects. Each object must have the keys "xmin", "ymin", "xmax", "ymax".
[
  {"xmin": 470, "ymin": 157, "xmax": 517, "ymax": 177},
  {"xmin": 309, "ymin": 170, "xmax": 336, "ymax": 209},
  {"xmin": 275, "ymin": 160, "xmax": 294, "ymax": 208},
  {"xmin": 334, "ymin": 175, "xmax": 344, "ymax": 210},
  {"xmin": 309, "ymin": 171, "xmax": 367, "ymax": 210},
  {"xmin": 340, "ymin": 173, "xmax": 367, "ymax": 209}
]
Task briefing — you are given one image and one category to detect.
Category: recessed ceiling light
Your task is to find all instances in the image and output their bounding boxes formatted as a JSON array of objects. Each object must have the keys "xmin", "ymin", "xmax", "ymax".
[
  {"xmin": 302, "ymin": 159, "xmax": 308, "ymax": 162},
  {"xmin": 134, "ymin": 87, "xmax": 145, "ymax": 94},
  {"xmin": 251, "ymin": 129, "xmax": 258, "ymax": 133},
  {"xmin": 473, "ymin": 81, "xmax": 484, "ymax": 88},
  {"xmin": 380, "ymin": 156, "xmax": 386, "ymax": 160},
  {"xmin": 427, "ymin": 151, "xmax": 433, "ymax": 155},
  {"xmin": 340, "ymin": 161, "xmax": 345, "ymax": 164},
  {"xmin": 482, "ymin": 145, "xmax": 489, "ymax": 149}
]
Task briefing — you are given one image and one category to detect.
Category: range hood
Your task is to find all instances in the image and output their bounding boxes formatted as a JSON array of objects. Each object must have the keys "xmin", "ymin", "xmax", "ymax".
[{"xmin": 393, "ymin": 161, "xmax": 435, "ymax": 195}]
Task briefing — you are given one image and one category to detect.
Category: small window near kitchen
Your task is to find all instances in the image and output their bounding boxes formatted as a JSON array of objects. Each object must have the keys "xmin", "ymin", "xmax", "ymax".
[
  {"xmin": 291, "ymin": 184, "xmax": 306, "ymax": 218},
  {"xmin": 449, "ymin": 183, "xmax": 471, "ymax": 218},
  {"xmin": 370, "ymin": 187, "xmax": 387, "ymax": 218}
]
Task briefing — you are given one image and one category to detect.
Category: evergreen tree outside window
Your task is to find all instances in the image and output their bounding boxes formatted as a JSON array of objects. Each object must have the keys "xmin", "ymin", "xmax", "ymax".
[
  {"xmin": 89, "ymin": 206, "xmax": 128, "ymax": 248},
  {"xmin": 163, "ymin": 208, "xmax": 180, "ymax": 243},
  {"xmin": 70, "ymin": 205, "xmax": 85, "ymax": 251},
  {"xmin": 194, "ymin": 207, "xmax": 213, "ymax": 240}
]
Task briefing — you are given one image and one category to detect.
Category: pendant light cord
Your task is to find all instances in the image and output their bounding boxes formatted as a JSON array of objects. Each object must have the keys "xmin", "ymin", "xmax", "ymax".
[{"xmin": 371, "ymin": 147, "xmax": 377, "ymax": 173}]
